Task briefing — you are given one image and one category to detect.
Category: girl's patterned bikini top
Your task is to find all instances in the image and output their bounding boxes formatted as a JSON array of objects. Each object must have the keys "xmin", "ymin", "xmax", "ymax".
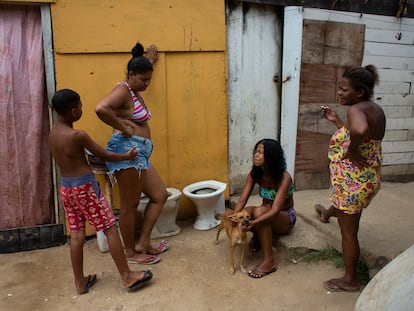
[{"xmin": 259, "ymin": 183, "xmax": 294, "ymax": 201}]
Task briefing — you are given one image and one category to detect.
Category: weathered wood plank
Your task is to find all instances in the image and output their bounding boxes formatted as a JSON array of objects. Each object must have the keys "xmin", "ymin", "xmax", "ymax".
[
  {"xmin": 383, "ymin": 152, "xmax": 414, "ymax": 165},
  {"xmin": 376, "ymin": 81, "xmax": 411, "ymax": 95},
  {"xmin": 304, "ymin": 9, "xmax": 414, "ymax": 29},
  {"xmin": 51, "ymin": 0, "xmax": 226, "ymax": 53},
  {"xmin": 228, "ymin": 3, "xmax": 284, "ymax": 193},
  {"xmin": 297, "ymin": 7, "xmax": 414, "ymax": 185},
  {"xmin": 294, "ymin": 129, "xmax": 331, "ymax": 190},
  {"xmin": 365, "ymin": 42, "xmax": 414, "ymax": 58},
  {"xmin": 240, "ymin": 0, "xmax": 413, "ymax": 18},
  {"xmin": 294, "ymin": 171, "xmax": 330, "ymax": 190},
  {"xmin": 281, "ymin": 6, "xmax": 303, "ymax": 176},
  {"xmin": 383, "ymin": 130, "xmax": 409, "ymax": 142},
  {"xmin": 365, "ymin": 28, "xmax": 414, "ymax": 45},
  {"xmin": 386, "ymin": 118, "xmax": 414, "ymax": 130},
  {"xmin": 375, "ymin": 94, "xmax": 414, "ymax": 106},
  {"xmin": 383, "ymin": 106, "xmax": 413, "ymax": 118},
  {"xmin": 383, "ymin": 141, "xmax": 414, "ymax": 153},
  {"xmin": 298, "ymin": 103, "xmax": 347, "ymax": 133},
  {"xmin": 363, "ymin": 55, "xmax": 414, "ymax": 70},
  {"xmin": 377, "ymin": 69, "xmax": 414, "ymax": 83},
  {"xmin": 302, "ymin": 20, "xmax": 364, "ymax": 66},
  {"xmin": 299, "ymin": 64, "xmax": 343, "ymax": 103}
]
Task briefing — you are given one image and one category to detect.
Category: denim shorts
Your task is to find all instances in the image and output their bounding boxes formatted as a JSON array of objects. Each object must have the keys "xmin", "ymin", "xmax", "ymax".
[{"xmin": 105, "ymin": 133, "xmax": 153, "ymax": 179}]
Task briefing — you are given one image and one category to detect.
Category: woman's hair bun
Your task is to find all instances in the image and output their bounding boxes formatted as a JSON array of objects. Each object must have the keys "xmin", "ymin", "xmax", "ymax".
[{"xmin": 131, "ymin": 42, "xmax": 144, "ymax": 58}]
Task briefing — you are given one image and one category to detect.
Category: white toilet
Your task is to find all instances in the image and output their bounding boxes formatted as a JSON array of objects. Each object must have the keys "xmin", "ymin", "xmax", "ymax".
[
  {"xmin": 137, "ymin": 188, "xmax": 182, "ymax": 239},
  {"xmin": 183, "ymin": 180, "xmax": 227, "ymax": 230}
]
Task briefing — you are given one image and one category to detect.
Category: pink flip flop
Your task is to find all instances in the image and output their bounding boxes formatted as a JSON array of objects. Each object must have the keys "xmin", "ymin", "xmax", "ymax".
[
  {"xmin": 155, "ymin": 240, "xmax": 169, "ymax": 253},
  {"xmin": 127, "ymin": 254, "xmax": 161, "ymax": 265}
]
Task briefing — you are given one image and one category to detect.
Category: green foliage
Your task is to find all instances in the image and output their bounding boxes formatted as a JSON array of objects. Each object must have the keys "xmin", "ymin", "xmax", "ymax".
[{"xmin": 301, "ymin": 247, "xmax": 370, "ymax": 285}]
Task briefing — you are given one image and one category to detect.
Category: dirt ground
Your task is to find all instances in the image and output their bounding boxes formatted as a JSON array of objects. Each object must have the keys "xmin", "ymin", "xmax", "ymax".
[{"xmin": 0, "ymin": 219, "xmax": 360, "ymax": 311}]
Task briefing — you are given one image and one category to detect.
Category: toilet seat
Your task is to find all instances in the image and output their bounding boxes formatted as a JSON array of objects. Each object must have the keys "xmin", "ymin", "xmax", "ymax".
[{"xmin": 183, "ymin": 180, "xmax": 227, "ymax": 230}]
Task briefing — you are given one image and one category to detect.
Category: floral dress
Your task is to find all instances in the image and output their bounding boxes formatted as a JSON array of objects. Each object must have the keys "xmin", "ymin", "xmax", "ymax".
[{"xmin": 328, "ymin": 126, "xmax": 382, "ymax": 214}]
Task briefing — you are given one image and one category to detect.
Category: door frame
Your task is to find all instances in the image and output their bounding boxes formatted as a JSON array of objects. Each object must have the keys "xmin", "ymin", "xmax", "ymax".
[
  {"xmin": 40, "ymin": 4, "xmax": 60, "ymax": 225},
  {"xmin": 226, "ymin": 2, "xmax": 284, "ymax": 194},
  {"xmin": 280, "ymin": 6, "xmax": 303, "ymax": 178}
]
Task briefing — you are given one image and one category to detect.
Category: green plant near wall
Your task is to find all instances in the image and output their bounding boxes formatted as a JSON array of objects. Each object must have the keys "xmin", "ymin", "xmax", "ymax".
[{"xmin": 301, "ymin": 247, "xmax": 371, "ymax": 286}]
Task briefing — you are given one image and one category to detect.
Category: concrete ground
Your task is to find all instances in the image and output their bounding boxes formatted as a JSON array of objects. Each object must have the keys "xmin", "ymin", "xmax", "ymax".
[
  {"xmin": 293, "ymin": 181, "xmax": 414, "ymax": 268},
  {"xmin": 0, "ymin": 181, "xmax": 412, "ymax": 311},
  {"xmin": 231, "ymin": 181, "xmax": 414, "ymax": 277}
]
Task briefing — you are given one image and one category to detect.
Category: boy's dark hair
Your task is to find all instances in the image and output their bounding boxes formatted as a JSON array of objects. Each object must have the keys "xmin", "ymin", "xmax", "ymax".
[{"xmin": 51, "ymin": 89, "xmax": 80, "ymax": 115}]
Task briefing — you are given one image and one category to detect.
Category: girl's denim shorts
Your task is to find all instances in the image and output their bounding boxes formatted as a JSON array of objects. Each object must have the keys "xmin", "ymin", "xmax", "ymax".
[{"xmin": 105, "ymin": 133, "xmax": 153, "ymax": 179}]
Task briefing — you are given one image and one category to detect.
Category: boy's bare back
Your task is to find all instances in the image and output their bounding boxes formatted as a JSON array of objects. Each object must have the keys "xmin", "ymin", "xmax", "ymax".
[
  {"xmin": 48, "ymin": 123, "xmax": 94, "ymax": 178},
  {"xmin": 49, "ymin": 88, "xmax": 137, "ymax": 179}
]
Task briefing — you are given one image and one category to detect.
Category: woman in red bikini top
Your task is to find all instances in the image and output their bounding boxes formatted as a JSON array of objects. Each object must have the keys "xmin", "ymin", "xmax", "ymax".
[{"xmin": 95, "ymin": 42, "xmax": 169, "ymax": 265}]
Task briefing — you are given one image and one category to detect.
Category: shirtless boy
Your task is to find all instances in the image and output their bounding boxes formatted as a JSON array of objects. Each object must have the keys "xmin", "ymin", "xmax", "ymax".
[{"xmin": 48, "ymin": 89, "xmax": 152, "ymax": 294}]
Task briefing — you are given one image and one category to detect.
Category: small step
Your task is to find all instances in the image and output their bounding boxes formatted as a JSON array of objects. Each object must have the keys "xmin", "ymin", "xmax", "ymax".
[{"xmin": 0, "ymin": 224, "xmax": 66, "ymax": 253}]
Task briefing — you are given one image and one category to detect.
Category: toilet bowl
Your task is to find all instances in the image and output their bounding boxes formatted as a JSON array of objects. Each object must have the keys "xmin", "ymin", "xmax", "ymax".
[
  {"xmin": 96, "ymin": 209, "xmax": 121, "ymax": 253},
  {"xmin": 137, "ymin": 188, "xmax": 182, "ymax": 239},
  {"xmin": 183, "ymin": 180, "xmax": 227, "ymax": 230}
]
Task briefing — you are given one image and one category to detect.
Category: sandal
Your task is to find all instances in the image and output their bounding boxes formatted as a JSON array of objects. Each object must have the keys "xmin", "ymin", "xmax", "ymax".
[
  {"xmin": 127, "ymin": 254, "xmax": 161, "ymax": 265},
  {"xmin": 79, "ymin": 274, "xmax": 97, "ymax": 294},
  {"xmin": 127, "ymin": 270, "xmax": 153, "ymax": 291},
  {"xmin": 155, "ymin": 240, "xmax": 169, "ymax": 253},
  {"xmin": 135, "ymin": 240, "xmax": 170, "ymax": 255}
]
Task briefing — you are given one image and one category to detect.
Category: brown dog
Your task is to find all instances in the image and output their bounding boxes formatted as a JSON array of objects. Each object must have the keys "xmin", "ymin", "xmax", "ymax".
[{"xmin": 214, "ymin": 209, "xmax": 251, "ymax": 274}]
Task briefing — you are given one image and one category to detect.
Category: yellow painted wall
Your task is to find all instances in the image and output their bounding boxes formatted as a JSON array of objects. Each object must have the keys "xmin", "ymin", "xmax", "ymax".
[{"xmin": 50, "ymin": 0, "xmax": 228, "ymax": 220}]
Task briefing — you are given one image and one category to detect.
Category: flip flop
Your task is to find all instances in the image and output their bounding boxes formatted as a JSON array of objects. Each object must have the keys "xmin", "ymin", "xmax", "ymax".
[
  {"xmin": 323, "ymin": 278, "xmax": 360, "ymax": 292},
  {"xmin": 80, "ymin": 274, "xmax": 97, "ymax": 294},
  {"xmin": 127, "ymin": 254, "xmax": 161, "ymax": 265},
  {"xmin": 155, "ymin": 240, "xmax": 169, "ymax": 253},
  {"xmin": 127, "ymin": 270, "xmax": 153, "ymax": 292},
  {"xmin": 135, "ymin": 240, "xmax": 170, "ymax": 255},
  {"xmin": 248, "ymin": 266, "xmax": 277, "ymax": 279}
]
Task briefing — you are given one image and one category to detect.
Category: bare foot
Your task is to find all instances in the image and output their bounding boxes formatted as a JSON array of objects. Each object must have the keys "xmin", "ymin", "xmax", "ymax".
[
  {"xmin": 323, "ymin": 277, "xmax": 360, "ymax": 292},
  {"xmin": 146, "ymin": 44, "xmax": 159, "ymax": 64},
  {"xmin": 248, "ymin": 266, "xmax": 277, "ymax": 278},
  {"xmin": 314, "ymin": 204, "xmax": 329, "ymax": 223},
  {"xmin": 135, "ymin": 244, "xmax": 161, "ymax": 255}
]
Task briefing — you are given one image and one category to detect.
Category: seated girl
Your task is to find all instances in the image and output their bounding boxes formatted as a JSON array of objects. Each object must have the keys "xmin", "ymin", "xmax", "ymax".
[{"xmin": 233, "ymin": 139, "xmax": 296, "ymax": 278}]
